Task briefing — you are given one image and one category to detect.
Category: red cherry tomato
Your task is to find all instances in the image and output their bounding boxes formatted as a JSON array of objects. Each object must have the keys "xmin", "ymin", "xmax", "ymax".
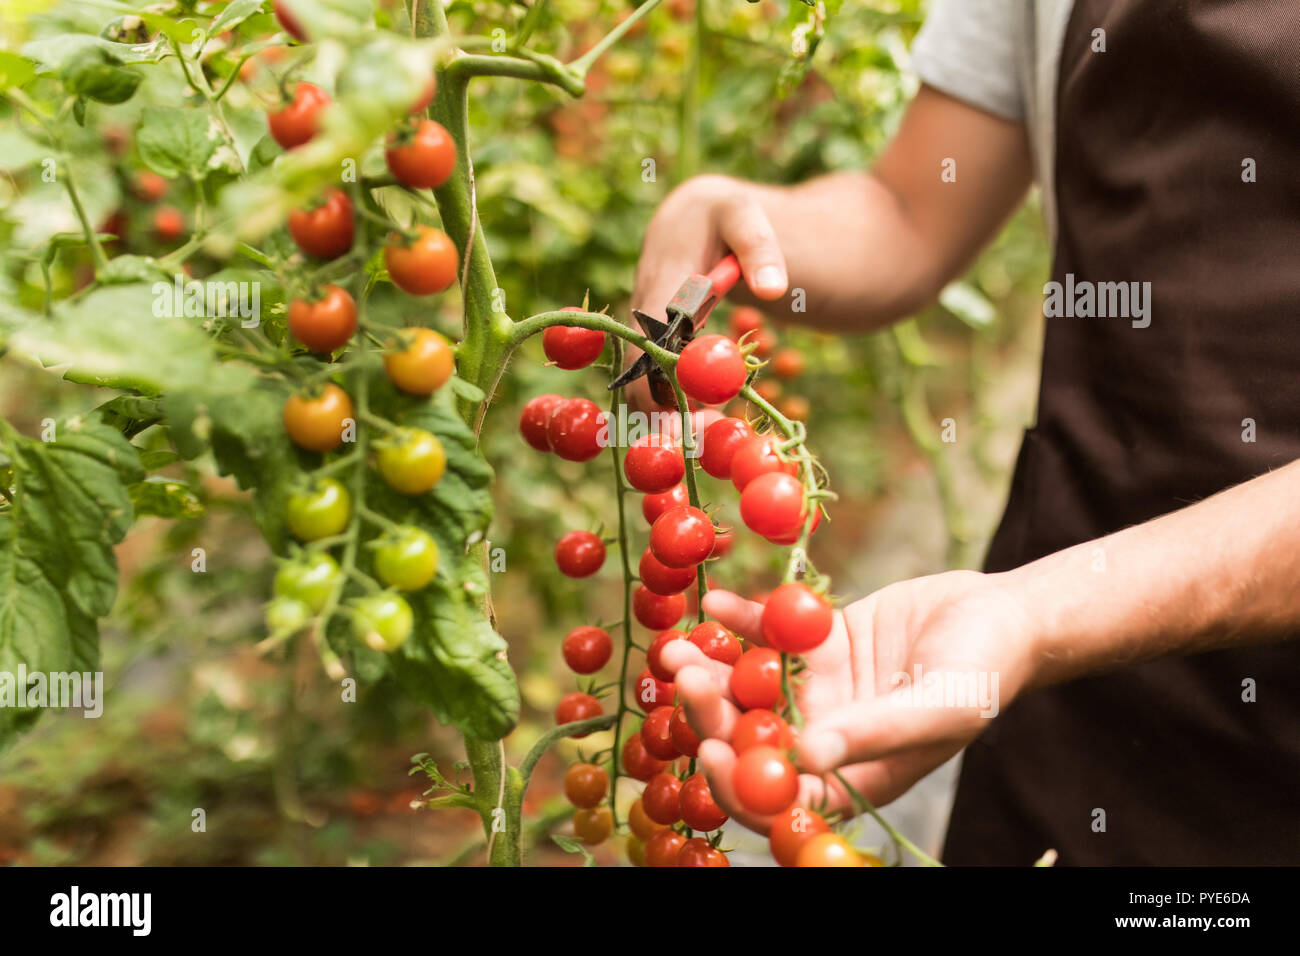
[
  {"xmin": 682, "ymin": 620, "xmax": 740, "ymax": 666},
  {"xmin": 288, "ymin": 284, "xmax": 357, "ymax": 353},
  {"xmin": 287, "ymin": 189, "xmax": 354, "ymax": 259},
  {"xmin": 699, "ymin": 417, "xmax": 753, "ymax": 479},
  {"xmin": 678, "ymin": 836, "xmax": 730, "ymax": 867},
  {"xmin": 564, "ymin": 763, "xmax": 608, "ymax": 809},
  {"xmin": 771, "ymin": 348, "xmax": 806, "ymax": 380},
  {"xmin": 730, "ymin": 435, "xmax": 798, "ymax": 492},
  {"xmin": 646, "ymin": 629, "xmax": 689, "ymax": 682},
  {"xmin": 384, "ymin": 226, "xmax": 458, "ymax": 295},
  {"xmin": 761, "ymin": 583, "xmax": 834, "ymax": 653},
  {"xmin": 409, "ymin": 77, "xmax": 436, "ymax": 114},
  {"xmin": 519, "ymin": 393, "xmax": 563, "ymax": 452},
  {"xmin": 546, "ymin": 397, "xmax": 605, "ymax": 462},
  {"xmin": 639, "ymin": 548, "xmax": 697, "ymax": 596},
  {"xmin": 644, "ymin": 828, "xmax": 687, "ymax": 867},
  {"xmin": 729, "ymin": 647, "xmax": 783, "ymax": 711},
  {"xmin": 768, "ymin": 806, "xmax": 831, "ymax": 867},
  {"xmin": 796, "ymin": 832, "xmax": 866, "ymax": 867},
  {"xmin": 640, "ymin": 705, "xmax": 679, "ymax": 760},
  {"xmin": 709, "ymin": 526, "xmax": 735, "ymax": 558},
  {"xmin": 733, "ymin": 745, "xmax": 799, "ymax": 815},
  {"xmin": 749, "ymin": 326, "xmax": 778, "ymax": 359},
  {"xmin": 562, "ymin": 625, "xmax": 612, "ymax": 674},
  {"xmin": 622, "ymin": 734, "xmax": 669, "ymax": 782},
  {"xmin": 543, "ymin": 311, "xmax": 606, "ymax": 370},
  {"xmin": 669, "ymin": 705, "xmax": 700, "ymax": 757},
  {"xmin": 633, "ymin": 586, "xmax": 685, "ymax": 631},
  {"xmin": 133, "ymin": 170, "xmax": 169, "ymax": 203},
  {"xmin": 732, "ymin": 709, "xmax": 794, "ymax": 753},
  {"xmin": 641, "ymin": 772, "xmax": 683, "ymax": 825},
  {"xmin": 679, "ymin": 772, "xmax": 728, "ymax": 831},
  {"xmin": 676, "ymin": 334, "xmax": 746, "ymax": 405},
  {"xmin": 763, "ymin": 505, "xmax": 822, "ymax": 545},
  {"xmin": 649, "ymin": 505, "xmax": 715, "ymax": 569},
  {"xmin": 273, "ymin": 0, "xmax": 308, "ymax": 41},
  {"xmin": 633, "ymin": 667, "xmax": 674, "ymax": 712},
  {"xmin": 740, "ymin": 471, "xmax": 808, "ymax": 540},
  {"xmin": 267, "ymin": 82, "xmax": 329, "ymax": 149},
  {"xmin": 623, "ymin": 433, "xmax": 685, "ymax": 494},
  {"xmin": 152, "ymin": 205, "xmax": 185, "ymax": 241},
  {"xmin": 729, "ymin": 306, "xmax": 764, "ymax": 340},
  {"xmin": 555, "ymin": 692, "xmax": 602, "ymax": 736},
  {"xmin": 554, "ymin": 530, "xmax": 605, "ymax": 578},
  {"xmin": 385, "ymin": 119, "xmax": 457, "ymax": 189},
  {"xmin": 642, "ymin": 484, "xmax": 688, "ymax": 524}
]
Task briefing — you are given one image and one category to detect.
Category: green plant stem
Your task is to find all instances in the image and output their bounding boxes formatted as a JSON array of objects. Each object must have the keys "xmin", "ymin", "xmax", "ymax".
[
  {"xmin": 570, "ymin": 0, "xmax": 665, "ymax": 76},
  {"xmin": 832, "ymin": 770, "xmax": 944, "ymax": 867},
  {"xmin": 519, "ymin": 714, "xmax": 619, "ymax": 784},
  {"xmin": 666, "ymin": 374, "xmax": 708, "ymax": 623}
]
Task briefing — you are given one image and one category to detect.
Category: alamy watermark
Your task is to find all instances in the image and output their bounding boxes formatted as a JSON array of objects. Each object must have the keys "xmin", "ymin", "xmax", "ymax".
[
  {"xmin": 0, "ymin": 665, "xmax": 104, "ymax": 718},
  {"xmin": 1044, "ymin": 273, "xmax": 1151, "ymax": 329},
  {"xmin": 152, "ymin": 274, "xmax": 261, "ymax": 328},
  {"xmin": 888, "ymin": 664, "xmax": 1000, "ymax": 718}
]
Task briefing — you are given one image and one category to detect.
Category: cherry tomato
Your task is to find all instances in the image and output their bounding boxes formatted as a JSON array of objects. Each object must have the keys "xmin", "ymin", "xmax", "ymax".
[
  {"xmin": 777, "ymin": 395, "xmax": 811, "ymax": 422},
  {"xmin": 796, "ymin": 832, "xmax": 865, "ymax": 867},
  {"xmin": 676, "ymin": 334, "xmax": 746, "ymax": 405},
  {"xmin": 133, "ymin": 170, "xmax": 168, "ymax": 202},
  {"xmin": 642, "ymin": 483, "xmax": 688, "ymax": 524},
  {"xmin": 633, "ymin": 667, "xmax": 674, "ymax": 712},
  {"xmin": 385, "ymin": 119, "xmax": 457, "ymax": 189},
  {"xmin": 649, "ymin": 505, "xmax": 715, "ymax": 569},
  {"xmin": 384, "ymin": 328, "xmax": 455, "ymax": 395},
  {"xmin": 768, "ymin": 806, "xmax": 831, "ymax": 867},
  {"xmin": 771, "ymin": 348, "xmax": 805, "ymax": 380},
  {"xmin": 754, "ymin": 379, "xmax": 782, "ymax": 403},
  {"xmin": 709, "ymin": 526, "xmax": 735, "ymax": 558},
  {"xmin": 562, "ymin": 625, "xmax": 612, "ymax": 673},
  {"xmin": 384, "ymin": 226, "xmax": 458, "ymax": 296},
  {"xmin": 409, "ymin": 77, "xmax": 435, "ymax": 114},
  {"xmin": 733, "ymin": 745, "xmax": 799, "ymax": 815},
  {"xmin": 543, "ymin": 312, "xmax": 606, "ymax": 370},
  {"xmin": 555, "ymin": 530, "xmax": 605, "ymax": 578},
  {"xmin": 287, "ymin": 189, "xmax": 353, "ymax": 259},
  {"xmin": 740, "ymin": 471, "xmax": 807, "ymax": 540},
  {"xmin": 729, "ymin": 646, "xmax": 783, "ymax": 711},
  {"xmin": 640, "ymin": 705, "xmax": 678, "ymax": 760},
  {"xmin": 644, "ymin": 828, "xmax": 687, "ymax": 867},
  {"xmin": 546, "ymin": 397, "xmax": 605, "ymax": 462},
  {"xmin": 733, "ymin": 709, "xmax": 794, "ymax": 754},
  {"xmin": 555, "ymin": 692, "xmax": 602, "ymax": 736},
  {"xmin": 622, "ymin": 734, "xmax": 668, "ymax": 782},
  {"xmin": 273, "ymin": 551, "xmax": 341, "ymax": 612},
  {"xmin": 626, "ymin": 835, "xmax": 647, "ymax": 867},
  {"xmin": 288, "ymin": 284, "xmax": 357, "ymax": 353},
  {"xmin": 283, "ymin": 384, "xmax": 354, "ymax": 453},
  {"xmin": 633, "ymin": 586, "xmax": 685, "ymax": 631},
  {"xmin": 376, "ymin": 427, "xmax": 446, "ymax": 495},
  {"xmin": 669, "ymin": 706, "xmax": 701, "ymax": 757},
  {"xmin": 563, "ymin": 762, "xmax": 608, "ymax": 809},
  {"xmin": 679, "ymin": 773, "xmax": 728, "ymax": 832},
  {"xmin": 749, "ymin": 326, "xmax": 778, "ymax": 359},
  {"xmin": 520, "ymin": 393, "xmax": 563, "ymax": 452},
  {"xmin": 730, "ymin": 435, "xmax": 798, "ymax": 491},
  {"xmin": 699, "ymin": 417, "xmax": 752, "ymax": 479},
  {"xmin": 286, "ymin": 478, "xmax": 351, "ymax": 541},
  {"xmin": 641, "ymin": 772, "xmax": 683, "ymax": 825},
  {"xmin": 573, "ymin": 806, "xmax": 613, "ymax": 845},
  {"xmin": 351, "ymin": 591, "xmax": 414, "ymax": 652},
  {"xmin": 628, "ymin": 797, "xmax": 666, "ymax": 841},
  {"xmin": 623, "ymin": 433, "xmax": 684, "ymax": 494},
  {"xmin": 639, "ymin": 547, "xmax": 696, "ymax": 596},
  {"xmin": 729, "ymin": 306, "xmax": 764, "ymax": 340},
  {"xmin": 265, "ymin": 595, "xmax": 310, "ymax": 634},
  {"xmin": 372, "ymin": 526, "xmax": 438, "ymax": 591},
  {"xmin": 687, "ymin": 621, "xmax": 742, "ymax": 665},
  {"xmin": 761, "ymin": 582, "xmax": 834, "ymax": 653},
  {"xmin": 646, "ymin": 629, "xmax": 688, "ymax": 681},
  {"xmin": 152, "ymin": 206, "xmax": 184, "ymax": 241},
  {"xmin": 273, "ymin": 0, "xmax": 308, "ymax": 41},
  {"xmin": 267, "ymin": 81, "xmax": 329, "ymax": 149},
  {"xmin": 678, "ymin": 837, "xmax": 730, "ymax": 867},
  {"xmin": 764, "ymin": 505, "xmax": 821, "ymax": 545}
]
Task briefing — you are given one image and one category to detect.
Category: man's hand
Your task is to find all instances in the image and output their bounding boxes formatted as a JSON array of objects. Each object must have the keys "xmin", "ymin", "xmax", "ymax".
[{"xmin": 659, "ymin": 570, "xmax": 1037, "ymax": 833}]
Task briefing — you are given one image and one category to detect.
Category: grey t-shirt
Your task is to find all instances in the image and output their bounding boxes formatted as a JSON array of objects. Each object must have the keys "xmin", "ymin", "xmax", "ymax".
[{"xmin": 910, "ymin": 0, "xmax": 1078, "ymax": 241}]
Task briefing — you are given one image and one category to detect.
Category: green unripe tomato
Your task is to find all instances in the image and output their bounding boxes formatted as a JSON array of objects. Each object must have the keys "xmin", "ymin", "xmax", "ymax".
[
  {"xmin": 274, "ymin": 551, "xmax": 341, "ymax": 612},
  {"xmin": 351, "ymin": 591, "xmax": 414, "ymax": 652},
  {"xmin": 265, "ymin": 596, "xmax": 311, "ymax": 635},
  {"xmin": 375, "ymin": 427, "xmax": 445, "ymax": 495},
  {"xmin": 373, "ymin": 527, "xmax": 439, "ymax": 591},
  {"xmin": 286, "ymin": 478, "xmax": 351, "ymax": 541}
]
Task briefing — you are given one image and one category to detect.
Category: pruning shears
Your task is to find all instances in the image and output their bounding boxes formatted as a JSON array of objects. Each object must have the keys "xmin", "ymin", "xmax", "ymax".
[{"xmin": 609, "ymin": 253, "xmax": 743, "ymax": 406}]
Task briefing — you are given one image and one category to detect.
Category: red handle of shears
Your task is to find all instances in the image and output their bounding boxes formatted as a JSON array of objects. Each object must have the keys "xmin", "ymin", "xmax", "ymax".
[{"xmin": 705, "ymin": 254, "xmax": 742, "ymax": 297}]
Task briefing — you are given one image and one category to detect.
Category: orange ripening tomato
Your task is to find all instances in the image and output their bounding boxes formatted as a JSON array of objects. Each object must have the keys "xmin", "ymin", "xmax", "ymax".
[
  {"xmin": 384, "ymin": 328, "xmax": 455, "ymax": 395},
  {"xmin": 384, "ymin": 226, "xmax": 458, "ymax": 295}
]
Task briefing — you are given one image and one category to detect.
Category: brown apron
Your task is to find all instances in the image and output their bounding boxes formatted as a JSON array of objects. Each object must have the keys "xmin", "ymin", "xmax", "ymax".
[{"xmin": 942, "ymin": 0, "xmax": 1300, "ymax": 865}]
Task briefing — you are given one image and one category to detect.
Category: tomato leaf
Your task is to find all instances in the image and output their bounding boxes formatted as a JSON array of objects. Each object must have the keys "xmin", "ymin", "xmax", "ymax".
[
  {"xmin": 137, "ymin": 107, "xmax": 241, "ymax": 180},
  {"xmin": 551, "ymin": 835, "xmax": 597, "ymax": 866}
]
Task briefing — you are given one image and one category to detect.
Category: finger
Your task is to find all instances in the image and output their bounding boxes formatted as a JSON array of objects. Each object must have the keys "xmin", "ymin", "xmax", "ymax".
[
  {"xmin": 797, "ymin": 695, "xmax": 981, "ymax": 773},
  {"xmin": 713, "ymin": 196, "xmax": 788, "ymax": 300},
  {"xmin": 676, "ymin": 664, "xmax": 740, "ymax": 740},
  {"xmin": 658, "ymin": 638, "xmax": 731, "ymax": 685},
  {"xmin": 798, "ymin": 744, "xmax": 958, "ymax": 812},
  {"xmin": 700, "ymin": 589, "xmax": 765, "ymax": 644},
  {"xmin": 696, "ymin": 739, "xmax": 772, "ymax": 833}
]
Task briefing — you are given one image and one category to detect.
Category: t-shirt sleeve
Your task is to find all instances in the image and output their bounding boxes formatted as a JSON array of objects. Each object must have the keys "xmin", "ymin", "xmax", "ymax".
[{"xmin": 910, "ymin": 0, "xmax": 1026, "ymax": 121}]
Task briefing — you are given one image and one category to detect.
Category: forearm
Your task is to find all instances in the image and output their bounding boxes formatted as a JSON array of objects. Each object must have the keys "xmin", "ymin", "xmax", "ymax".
[{"xmin": 1006, "ymin": 460, "xmax": 1300, "ymax": 687}]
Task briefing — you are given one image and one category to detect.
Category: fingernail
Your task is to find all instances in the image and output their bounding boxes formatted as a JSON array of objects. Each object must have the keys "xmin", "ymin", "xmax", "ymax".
[
  {"xmin": 754, "ymin": 265, "xmax": 785, "ymax": 293},
  {"xmin": 801, "ymin": 730, "xmax": 847, "ymax": 772}
]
